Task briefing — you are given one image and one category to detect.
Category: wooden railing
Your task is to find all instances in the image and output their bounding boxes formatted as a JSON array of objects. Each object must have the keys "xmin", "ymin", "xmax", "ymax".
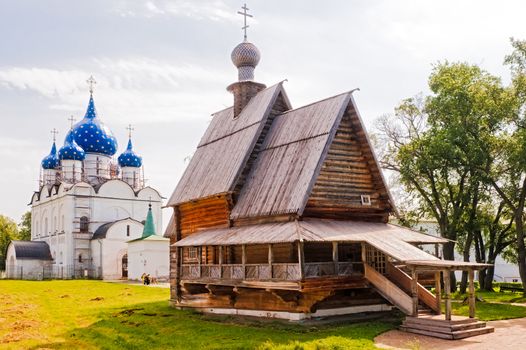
[
  {"xmin": 180, "ymin": 262, "xmax": 357, "ymax": 281},
  {"xmin": 386, "ymin": 262, "xmax": 440, "ymax": 314}
]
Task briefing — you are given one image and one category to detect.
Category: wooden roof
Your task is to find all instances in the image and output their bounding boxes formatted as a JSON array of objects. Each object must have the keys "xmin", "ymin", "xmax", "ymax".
[
  {"xmin": 173, "ymin": 218, "xmax": 447, "ymax": 260},
  {"xmin": 167, "ymin": 82, "xmax": 290, "ymax": 206},
  {"xmin": 230, "ymin": 92, "xmax": 352, "ymax": 219}
]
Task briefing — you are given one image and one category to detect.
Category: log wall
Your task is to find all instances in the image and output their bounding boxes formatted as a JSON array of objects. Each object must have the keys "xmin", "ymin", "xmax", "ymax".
[{"xmin": 304, "ymin": 112, "xmax": 390, "ymax": 221}]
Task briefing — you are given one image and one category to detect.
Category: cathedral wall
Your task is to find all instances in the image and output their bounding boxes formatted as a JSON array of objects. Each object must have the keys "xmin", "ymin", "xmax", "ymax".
[{"xmin": 128, "ymin": 240, "xmax": 169, "ymax": 280}]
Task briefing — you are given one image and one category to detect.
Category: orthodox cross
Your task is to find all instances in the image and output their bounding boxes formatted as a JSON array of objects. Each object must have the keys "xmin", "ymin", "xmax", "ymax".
[
  {"xmin": 50, "ymin": 128, "xmax": 59, "ymax": 142},
  {"xmin": 68, "ymin": 115, "xmax": 76, "ymax": 129},
  {"xmin": 87, "ymin": 75, "xmax": 97, "ymax": 95},
  {"xmin": 126, "ymin": 124, "xmax": 135, "ymax": 139},
  {"xmin": 237, "ymin": 3, "xmax": 253, "ymax": 40}
]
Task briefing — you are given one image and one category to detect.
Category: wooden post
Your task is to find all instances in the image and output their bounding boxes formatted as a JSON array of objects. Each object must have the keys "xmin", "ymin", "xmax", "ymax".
[
  {"xmin": 298, "ymin": 241, "xmax": 305, "ymax": 280},
  {"xmin": 332, "ymin": 242, "xmax": 339, "ymax": 275},
  {"xmin": 198, "ymin": 246, "xmax": 202, "ymax": 278},
  {"xmin": 434, "ymin": 244, "xmax": 440, "ymax": 258},
  {"xmin": 435, "ymin": 271, "xmax": 442, "ymax": 315},
  {"xmin": 411, "ymin": 267, "xmax": 418, "ymax": 317},
  {"xmin": 241, "ymin": 244, "xmax": 246, "ymax": 279},
  {"xmin": 218, "ymin": 245, "xmax": 223, "ymax": 278},
  {"xmin": 361, "ymin": 243, "xmax": 367, "ymax": 266},
  {"xmin": 268, "ymin": 244, "xmax": 273, "ymax": 279},
  {"xmin": 445, "ymin": 270, "xmax": 452, "ymax": 320},
  {"xmin": 468, "ymin": 268, "xmax": 475, "ymax": 318}
]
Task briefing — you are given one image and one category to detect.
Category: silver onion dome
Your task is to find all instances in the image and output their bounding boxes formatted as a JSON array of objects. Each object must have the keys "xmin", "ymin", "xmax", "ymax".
[{"xmin": 231, "ymin": 41, "xmax": 261, "ymax": 81}]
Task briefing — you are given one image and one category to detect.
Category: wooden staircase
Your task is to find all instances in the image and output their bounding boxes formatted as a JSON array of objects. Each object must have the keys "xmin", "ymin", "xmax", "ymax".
[{"xmin": 401, "ymin": 315, "xmax": 495, "ymax": 339}]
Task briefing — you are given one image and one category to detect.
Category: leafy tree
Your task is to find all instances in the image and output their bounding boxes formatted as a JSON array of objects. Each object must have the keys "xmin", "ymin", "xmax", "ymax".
[
  {"xmin": 0, "ymin": 215, "xmax": 19, "ymax": 270},
  {"xmin": 18, "ymin": 211, "xmax": 31, "ymax": 241},
  {"xmin": 377, "ymin": 62, "xmax": 512, "ymax": 291}
]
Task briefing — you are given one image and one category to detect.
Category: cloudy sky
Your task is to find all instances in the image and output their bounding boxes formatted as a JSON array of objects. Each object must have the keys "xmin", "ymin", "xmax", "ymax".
[{"xmin": 0, "ymin": 0, "xmax": 525, "ymax": 228}]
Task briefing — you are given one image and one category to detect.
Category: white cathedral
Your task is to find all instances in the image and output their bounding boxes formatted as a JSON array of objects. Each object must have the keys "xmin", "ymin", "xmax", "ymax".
[{"xmin": 5, "ymin": 80, "xmax": 169, "ymax": 280}]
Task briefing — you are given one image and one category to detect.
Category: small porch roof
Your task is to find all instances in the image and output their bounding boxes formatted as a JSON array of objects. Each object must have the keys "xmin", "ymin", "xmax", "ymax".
[
  {"xmin": 173, "ymin": 219, "xmax": 448, "ymax": 263},
  {"xmin": 404, "ymin": 260, "xmax": 492, "ymax": 271}
]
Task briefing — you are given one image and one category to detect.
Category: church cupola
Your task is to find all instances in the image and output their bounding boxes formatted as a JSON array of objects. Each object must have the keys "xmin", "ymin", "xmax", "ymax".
[
  {"xmin": 73, "ymin": 76, "xmax": 117, "ymax": 181},
  {"xmin": 227, "ymin": 4, "xmax": 266, "ymax": 117},
  {"xmin": 118, "ymin": 125, "xmax": 143, "ymax": 189},
  {"xmin": 41, "ymin": 129, "xmax": 60, "ymax": 185},
  {"xmin": 141, "ymin": 203, "xmax": 157, "ymax": 238},
  {"xmin": 59, "ymin": 128, "xmax": 85, "ymax": 183}
]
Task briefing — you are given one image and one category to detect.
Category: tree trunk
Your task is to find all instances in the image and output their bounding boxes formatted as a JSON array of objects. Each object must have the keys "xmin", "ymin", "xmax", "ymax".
[
  {"xmin": 460, "ymin": 231, "xmax": 474, "ymax": 294},
  {"xmin": 443, "ymin": 241, "xmax": 457, "ymax": 292},
  {"xmin": 483, "ymin": 265, "xmax": 495, "ymax": 291},
  {"xmin": 515, "ymin": 214, "xmax": 526, "ymax": 293}
]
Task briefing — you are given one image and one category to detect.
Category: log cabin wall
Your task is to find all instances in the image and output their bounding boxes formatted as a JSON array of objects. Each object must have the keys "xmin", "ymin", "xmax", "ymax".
[
  {"xmin": 303, "ymin": 111, "xmax": 390, "ymax": 222},
  {"xmin": 178, "ymin": 195, "xmax": 232, "ymax": 239}
]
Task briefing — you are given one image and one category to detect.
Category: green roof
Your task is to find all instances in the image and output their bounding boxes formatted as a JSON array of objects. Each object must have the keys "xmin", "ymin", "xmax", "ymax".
[{"xmin": 142, "ymin": 205, "xmax": 156, "ymax": 238}]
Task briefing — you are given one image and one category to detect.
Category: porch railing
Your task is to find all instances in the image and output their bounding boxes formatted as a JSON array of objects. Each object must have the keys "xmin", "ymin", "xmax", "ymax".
[{"xmin": 181, "ymin": 261, "xmax": 361, "ymax": 281}]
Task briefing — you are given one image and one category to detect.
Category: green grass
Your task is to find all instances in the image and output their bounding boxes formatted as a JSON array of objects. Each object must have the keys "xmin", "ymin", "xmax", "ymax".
[
  {"xmin": 450, "ymin": 289, "xmax": 526, "ymax": 321},
  {"xmin": 0, "ymin": 280, "xmax": 396, "ymax": 350}
]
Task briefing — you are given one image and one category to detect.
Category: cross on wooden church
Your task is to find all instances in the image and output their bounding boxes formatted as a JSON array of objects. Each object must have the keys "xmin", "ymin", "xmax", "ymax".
[
  {"xmin": 50, "ymin": 128, "xmax": 58, "ymax": 142},
  {"xmin": 87, "ymin": 75, "xmax": 97, "ymax": 95},
  {"xmin": 126, "ymin": 124, "xmax": 135, "ymax": 139},
  {"xmin": 237, "ymin": 3, "xmax": 253, "ymax": 40}
]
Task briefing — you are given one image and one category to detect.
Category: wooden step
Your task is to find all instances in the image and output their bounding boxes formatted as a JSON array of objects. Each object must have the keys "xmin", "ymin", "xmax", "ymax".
[
  {"xmin": 405, "ymin": 315, "xmax": 478, "ymax": 326},
  {"xmin": 402, "ymin": 320, "xmax": 487, "ymax": 334},
  {"xmin": 452, "ymin": 326, "xmax": 494, "ymax": 339}
]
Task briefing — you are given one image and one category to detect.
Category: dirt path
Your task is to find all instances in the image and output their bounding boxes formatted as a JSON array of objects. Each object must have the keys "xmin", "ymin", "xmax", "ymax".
[{"xmin": 375, "ymin": 317, "xmax": 526, "ymax": 350}]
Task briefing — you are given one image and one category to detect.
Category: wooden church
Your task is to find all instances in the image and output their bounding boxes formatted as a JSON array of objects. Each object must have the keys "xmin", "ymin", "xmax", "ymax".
[{"xmin": 165, "ymin": 6, "xmax": 493, "ymax": 339}]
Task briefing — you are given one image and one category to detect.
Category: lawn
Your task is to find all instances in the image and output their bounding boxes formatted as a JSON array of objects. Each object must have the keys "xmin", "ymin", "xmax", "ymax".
[
  {"xmin": 451, "ymin": 288, "xmax": 526, "ymax": 321},
  {"xmin": 0, "ymin": 280, "xmax": 396, "ymax": 350}
]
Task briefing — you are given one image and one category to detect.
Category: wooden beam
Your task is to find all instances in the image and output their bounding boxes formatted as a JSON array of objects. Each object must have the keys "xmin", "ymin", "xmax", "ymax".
[
  {"xmin": 218, "ymin": 246, "xmax": 223, "ymax": 278},
  {"xmin": 443, "ymin": 268, "xmax": 451, "ymax": 321},
  {"xmin": 198, "ymin": 246, "xmax": 202, "ymax": 278},
  {"xmin": 411, "ymin": 267, "xmax": 418, "ymax": 317},
  {"xmin": 268, "ymin": 244, "xmax": 273, "ymax": 278},
  {"xmin": 242, "ymin": 244, "xmax": 246, "ymax": 279},
  {"xmin": 468, "ymin": 268, "xmax": 475, "ymax": 318},
  {"xmin": 332, "ymin": 242, "xmax": 339, "ymax": 275},
  {"xmin": 298, "ymin": 241, "xmax": 305, "ymax": 280},
  {"xmin": 435, "ymin": 271, "xmax": 442, "ymax": 315}
]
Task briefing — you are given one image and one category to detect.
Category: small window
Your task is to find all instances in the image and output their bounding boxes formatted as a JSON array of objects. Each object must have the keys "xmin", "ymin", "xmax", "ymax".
[
  {"xmin": 188, "ymin": 247, "xmax": 198, "ymax": 260},
  {"xmin": 78, "ymin": 254, "xmax": 83, "ymax": 263},
  {"xmin": 361, "ymin": 195, "xmax": 371, "ymax": 206},
  {"xmin": 126, "ymin": 225, "xmax": 130, "ymax": 237},
  {"xmin": 79, "ymin": 216, "xmax": 89, "ymax": 233}
]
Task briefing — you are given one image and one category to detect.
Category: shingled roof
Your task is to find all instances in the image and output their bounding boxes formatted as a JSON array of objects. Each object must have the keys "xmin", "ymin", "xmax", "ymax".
[
  {"xmin": 167, "ymin": 82, "xmax": 395, "ymax": 223},
  {"xmin": 167, "ymin": 82, "xmax": 291, "ymax": 206}
]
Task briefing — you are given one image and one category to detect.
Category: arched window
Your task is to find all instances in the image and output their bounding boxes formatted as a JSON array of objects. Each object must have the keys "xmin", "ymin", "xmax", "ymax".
[
  {"xmin": 80, "ymin": 216, "xmax": 89, "ymax": 233},
  {"xmin": 78, "ymin": 254, "xmax": 83, "ymax": 263}
]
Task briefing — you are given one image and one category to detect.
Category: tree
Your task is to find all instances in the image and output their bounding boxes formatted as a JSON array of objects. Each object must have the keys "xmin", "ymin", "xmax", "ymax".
[
  {"xmin": 481, "ymin": 38, "xmax": 526, "ymax": 292},
  {"xmin": 377, "ymin": 62, "xmax": 512, "ymax": 291},
  {"xmin": 18, "ymin": 211, "xmax": 31, "ymax": 241},
  {"xmin": 0, "ymin": 215, "xmax": 19, "ymax": 270}
]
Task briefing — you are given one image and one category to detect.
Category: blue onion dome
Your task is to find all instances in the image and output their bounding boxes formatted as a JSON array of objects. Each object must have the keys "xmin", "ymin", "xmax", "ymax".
[
  {"xmin": 118, "ymin": 139, "xmax": 142, "ymax": 167},
  {"xmin": 41, "ymin": 142, "xmax": 59, "ymax": 169},
  {"xmin": 58, "ymin": 130, "xmax": 86, "ymax": 161},
  {"xmin": 71, "ymin": 95, "xmax": 118, "ymax": 156}
]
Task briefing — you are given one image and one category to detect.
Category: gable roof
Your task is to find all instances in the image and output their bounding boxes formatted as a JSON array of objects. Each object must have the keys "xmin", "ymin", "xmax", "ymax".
[
  {"xmin": 92, "ymin": 218, "xmax": 142, "ymax": 239},
  {"xmin": 230, "ymin": 92, "xmax": 352, "ymax": 219},
  {"xmin": 10, "ymin": 240, "xmax": 53, "ymax": 260},
  {"xmin": 167, "ymin": 82, "xmax": 291, "ymax": 206}
]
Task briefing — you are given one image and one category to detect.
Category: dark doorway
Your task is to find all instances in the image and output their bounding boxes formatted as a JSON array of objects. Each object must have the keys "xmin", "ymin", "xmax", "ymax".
[{"xmin": 122, "ymin": 254, "xmax": 128, "ymax": 278}]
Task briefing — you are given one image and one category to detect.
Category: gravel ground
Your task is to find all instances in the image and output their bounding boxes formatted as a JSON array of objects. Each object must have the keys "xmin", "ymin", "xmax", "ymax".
[{"xmin": 375, "ymin": 317, "xmax": 526, "ymax": 350}]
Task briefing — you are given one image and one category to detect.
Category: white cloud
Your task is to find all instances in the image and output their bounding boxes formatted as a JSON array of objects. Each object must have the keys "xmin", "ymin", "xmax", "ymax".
[
  {"xmin": 0, "ymin": 58, "xmax": 232, "ymax": 123},
  {"xmin": 115, "ymin": 0, "xmax": 240, "ymax": 22}
]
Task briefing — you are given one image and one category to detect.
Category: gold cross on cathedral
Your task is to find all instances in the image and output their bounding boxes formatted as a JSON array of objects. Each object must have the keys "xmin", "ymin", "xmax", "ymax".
[
  {"xmin": 68, "ymin": 115, "xmax": 76, "ymax": 129},
  {"xmin": 50, "ymin": 128, "xmax": 59, "ymax": 142},
  {"xmin": 237, "ymin": 3, "xmax": 253, "ymax": 40},
  {"xmin": 87, "ymin": 75, "xmax": 97, "ymax": 95},
  {"xmin": 126, "ymin": 124, "xmax": 135, "ymax": 139}
]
